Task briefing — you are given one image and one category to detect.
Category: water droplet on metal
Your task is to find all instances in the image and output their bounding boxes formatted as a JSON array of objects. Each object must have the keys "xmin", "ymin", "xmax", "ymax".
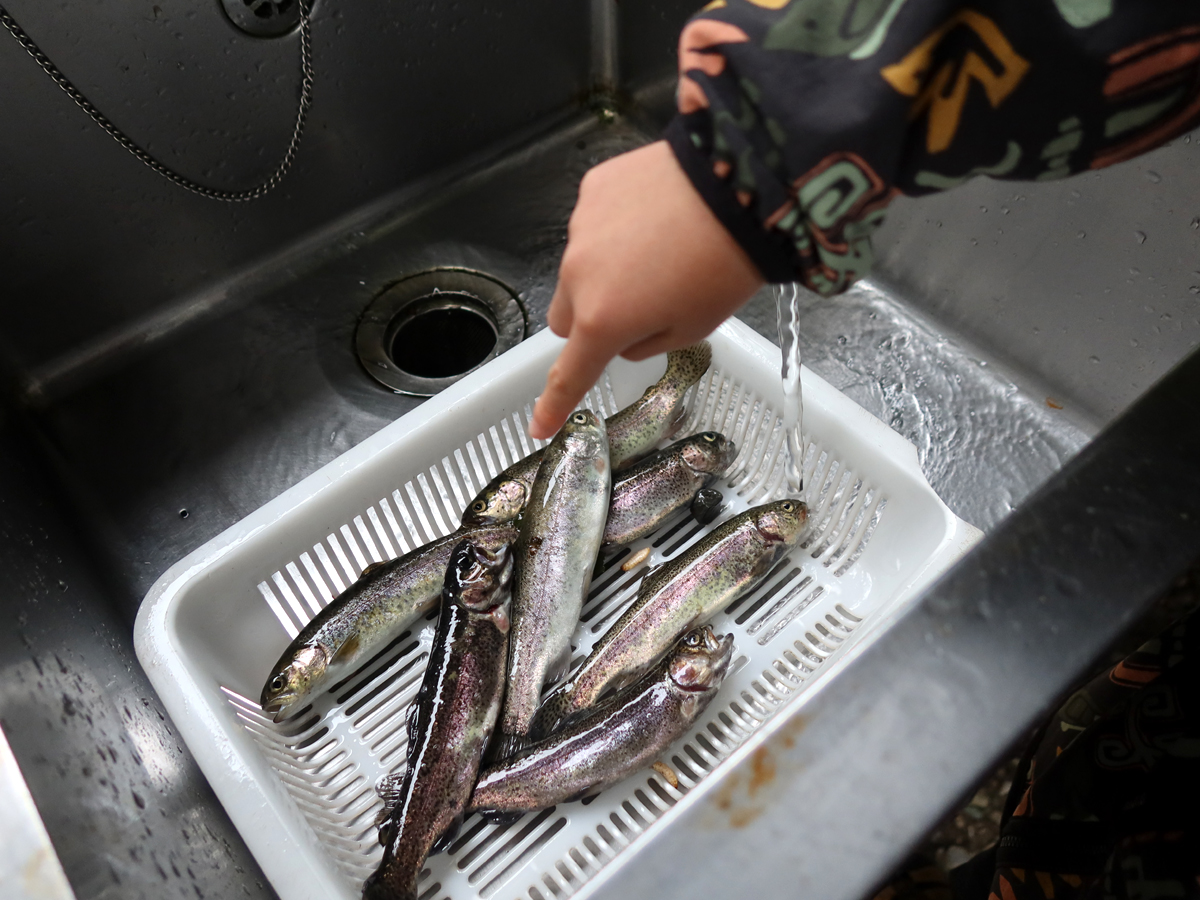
[
  {"xmin": 1190, "ymin": 286, "xmax": 1200, "ymax": 295},
  {"xmin": 1146, "ymin": 171, "xmax": 1162, "ymax": 183},
  {"xmin": 979, "ymin": 206, "xmax": 988, "ymax": 213},
  {"xmin": 1089, "ymin": 355, "xmax": 1100, "ymax": 364},
  {"xmin": 1130, "ymin": 267, "xmax": 1140, "ymax": 275},
  {"xmin": 1135, "ymin": 230, "xmax": 1147, "ymax": 244},
  {"xmin": 1077, "ymin": 230, "xmax": 1086, "ymax": 239},
  {"xmin": 1001, "ymin": 206, "xmax": 1010, "ymax": 215},
  {"xmin": 1191, "ymin": 217, "xmax": 1200, "ymax": 230}
]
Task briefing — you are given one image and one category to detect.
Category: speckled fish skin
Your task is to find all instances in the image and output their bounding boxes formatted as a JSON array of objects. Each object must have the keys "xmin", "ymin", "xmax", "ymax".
[
  {"xmin": 458, "ymin": 342, "xmax": 712, "ymax": 528},
  {"xmin": 502, "ymin": 409, "xmax": 610, "ymax": 739},
  {"xmin": 363, "ymin": 541, "xmax": 513, "ymax": 900},
  {"xmin": 259, "ymin": 523, "xmax": 517, "ymax": 723},
  {"xmin": 606, "ymin": 341, "xmax": 712, "ymax": 471},
  {"xmin": 530, "ymin": 499, "xmax": 805, "ymax": 738},
  {"xmin": 469, "ymin": 626, "xmax": 733, "ymax": 816},
  {"xmin": 603, "ymin": 431, "xmax": 737, "ymax": 548}
]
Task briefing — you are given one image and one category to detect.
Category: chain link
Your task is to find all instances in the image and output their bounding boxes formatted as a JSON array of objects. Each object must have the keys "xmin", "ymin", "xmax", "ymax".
[{"xmin": 0, "ymin": 1, "xmax": 313, "ymax": 202}]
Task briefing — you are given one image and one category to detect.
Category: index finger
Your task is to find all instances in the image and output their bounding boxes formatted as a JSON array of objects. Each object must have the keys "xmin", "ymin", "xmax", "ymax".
[{"xmin": 530, "ymin": 326, "xmax": 623, "ymax": 440}]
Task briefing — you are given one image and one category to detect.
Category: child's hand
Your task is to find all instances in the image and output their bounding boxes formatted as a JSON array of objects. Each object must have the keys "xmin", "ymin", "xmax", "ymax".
[{"xmin": 530, "ymin": 140, "xmax": 763, "ymax": 440}]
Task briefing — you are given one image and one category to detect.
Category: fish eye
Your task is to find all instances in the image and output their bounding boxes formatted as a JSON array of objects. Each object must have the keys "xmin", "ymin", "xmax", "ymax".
[
  {"xmin": 702, "ymin": 432, "xmax": 716, "ymax": 442},
  {"xmin": 571, "ymin": 412, "xmax": 588, "ymax": 424},
  {"xmin": 686, "ymin": 632, "xmax": 702, "ymax": 647},
  {"xmin": 269, "ymin": 674, "xmax": 287, "ymax": 693},
  {"xmin": 781, "ymin": 501, "xmax": 794, "ymax": 512},
  {"xmin": 472, "ymin": 500, "xmax": 486, "ymax": 512}
]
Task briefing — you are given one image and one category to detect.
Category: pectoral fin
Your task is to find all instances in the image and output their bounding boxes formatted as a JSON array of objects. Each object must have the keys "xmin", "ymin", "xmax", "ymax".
[{"xmin": 330, "ymin": 634, "xmax": 361, "ymax": 667}]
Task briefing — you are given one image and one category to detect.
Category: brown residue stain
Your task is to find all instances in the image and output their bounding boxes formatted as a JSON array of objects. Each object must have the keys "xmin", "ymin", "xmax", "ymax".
[
  {"xmin": 729, "ymin": 806, "xmax": 764, "ymax": 828},
  {"xmin": 1046, "ymin": 398, "xmax": 1063, "ymax": 410},
  {"xmin": 780, "ymin": 713, "xmax": 809, "ymax": 749},
  {"xmin": 747, "ymin": 747, "xmax": 776, "ymax": 796},
  {"xmin": 594, "ymin": 458, "xmax": 606, "ymax": 474},
  {"xmin": 701, "ymin": 714, "xmax": 812, "ymax": 831},
  {"xmin": 713, "ymin": 773, "xmax": 739, "ymax": 811}
]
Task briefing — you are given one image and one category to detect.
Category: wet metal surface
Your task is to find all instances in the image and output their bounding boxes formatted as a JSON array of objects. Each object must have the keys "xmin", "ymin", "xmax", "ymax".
[
  {"xmin": 872, "ymin": 129, "xmax": 1200, "ymax": 424},
  {"xmin": 31, "ymin": 118, "xmax": 645, "ymax": 617},
  {"xmin": 738, "ymin": 281, "xmax": 1092, "ymax": 532},
  {"xmin": 0, "ymin": 418, "xmax": 274, "ymax": 900}
]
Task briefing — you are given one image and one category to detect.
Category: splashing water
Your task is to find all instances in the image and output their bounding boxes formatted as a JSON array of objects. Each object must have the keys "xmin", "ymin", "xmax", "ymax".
[{"xmin": 774, "ymin": 282, "xmax": 806, "ymax": 502}]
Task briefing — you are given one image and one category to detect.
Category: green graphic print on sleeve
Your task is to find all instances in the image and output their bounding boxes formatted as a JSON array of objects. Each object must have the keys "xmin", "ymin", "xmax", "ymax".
[{"xmin": 664, "ymin": 0, "xmax": 1200, "ymax": 294}]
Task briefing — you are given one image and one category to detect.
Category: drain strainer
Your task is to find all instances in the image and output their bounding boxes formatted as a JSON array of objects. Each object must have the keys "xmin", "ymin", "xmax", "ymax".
[
  {"xmin": 356, "ymin": 269, "xmax": 526, "ymax": 396},
  {"xmin": 220, "ymin": 0, "xmax": 308, "ymax": 38}
]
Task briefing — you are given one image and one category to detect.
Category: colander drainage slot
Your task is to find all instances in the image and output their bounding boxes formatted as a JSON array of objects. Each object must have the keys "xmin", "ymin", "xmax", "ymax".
[{"xmin": 356, "ymin": 269, "xmax": 526, "ymax": 397}]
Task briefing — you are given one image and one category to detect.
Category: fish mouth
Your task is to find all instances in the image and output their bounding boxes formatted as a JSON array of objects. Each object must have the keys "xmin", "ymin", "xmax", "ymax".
[{"xmin": 262, "ymin": 697, "xmax": 297, "ymax": 724}]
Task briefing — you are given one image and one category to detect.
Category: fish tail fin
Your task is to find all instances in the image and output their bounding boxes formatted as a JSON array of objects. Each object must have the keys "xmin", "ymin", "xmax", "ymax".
[
  {"xmin": 664, "ymin": 341, "xmax": 712, "ymax": 390},
  {"xmin": 490, "ymin": 731, "xmax": 530, "ymax": 763}
]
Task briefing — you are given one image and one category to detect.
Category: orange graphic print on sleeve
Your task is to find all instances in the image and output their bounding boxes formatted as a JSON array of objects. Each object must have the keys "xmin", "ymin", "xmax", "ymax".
[{"xmin": 880, "ymin": 10, "xmax": 1029, "ymax": 153}]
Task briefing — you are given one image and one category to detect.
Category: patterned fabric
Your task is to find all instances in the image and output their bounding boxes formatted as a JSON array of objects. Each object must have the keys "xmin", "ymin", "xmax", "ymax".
[
  {"xmin": 986, "ymin": 613, "xmax": 1200, "ymax": 900},
  {"xmin": 665, "ymin": 0, "xmax": 1200, "ymax": 292},
  {"xmin": 868, "ymin": 575, "xmax": 1200, "ymax": 900}
]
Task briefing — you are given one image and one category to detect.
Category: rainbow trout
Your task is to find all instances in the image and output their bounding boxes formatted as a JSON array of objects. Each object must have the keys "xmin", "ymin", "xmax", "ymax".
[
  {"xmin": 469, "ymin": 626, "xmax": 733, "ymax": 816},
  {"xmin": 530, "ymin": 499, "xmax": 806, "ymax": 739},
  {"xmin": 603, "ymin": 431, "xmax": 736, "ymax": 548},
  {"xmin": 460, "ymin": 342, "xmax": 712, "ymax": 528},
  {"xmin": 502, "ymin": 410, "xmax": 610, "ymax": 740},
  {"xmin": 260, "ymin": 523, "xmax": 516, "ymax": 723},
  {"xmin": 363, "ymin": 541, "xmax": 513, "ymax": 900}
]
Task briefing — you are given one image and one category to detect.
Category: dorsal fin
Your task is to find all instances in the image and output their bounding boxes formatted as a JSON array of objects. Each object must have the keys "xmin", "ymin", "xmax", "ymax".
[{"xmin": 360, "ymin": 560, "xmax": 389, "ymax": 578}]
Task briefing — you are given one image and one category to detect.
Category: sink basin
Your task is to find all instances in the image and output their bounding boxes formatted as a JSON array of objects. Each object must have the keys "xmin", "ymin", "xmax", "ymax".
[{"xmin": 1, "ymin": 2, "xmax": 1198, "ymax": 897}]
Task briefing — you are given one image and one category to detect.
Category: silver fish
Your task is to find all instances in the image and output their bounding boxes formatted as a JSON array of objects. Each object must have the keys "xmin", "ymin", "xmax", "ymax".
[
  {"xmin": 605, "ymin": 340, "xmax": 712, "ymax": 470},
  {"xmin": 469, "ymin": 625, "xmax": 733, "ymax": 816},
  {"xmin": 530, "ymin": 499, "xmax": 806, "ymax": 738},
  {"xmin": 502, "ymin": 409, "xmax": 610, "ymax": 739},
  {"xmin": 260, "ymin": 523, "xmax": 516, "ymax": 723},
  {"xmin": 364, "ymin": 540, "xmax": 513, "ymax": 900},
  {"xmin": 459, "ymin": 341, "xmax": 712, "ymax": 528},
  {"xmin": 603, "ymin": 431, "xmax": 736, "ymax": 548}
]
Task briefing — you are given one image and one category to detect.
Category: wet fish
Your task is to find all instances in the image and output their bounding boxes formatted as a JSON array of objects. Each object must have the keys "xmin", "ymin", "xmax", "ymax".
[
  {"xmin": 469, "ymin": 625, "xmax": 733, "ymax": 817},
  {"xmin": 363, "ymin": 540, "xmax": 513, "ymax": 900},
  {"xmin": 605, "ymin": 340, "xmax": 712, "ymax": 470},
  {"xmin": 603, "ymin": 431, "xmax": 736, "ymax": 548},
  {"xmin": 459, "ymin": 341, "xmax": 712, "ymax": 528},
  {"xmin": 530, "ymin": 499, "xmax": 806, "ymax": 738},
  {"xmin": 502, "ymin": 409, "xmax": 610, "ymax": 740},
  {"xmin": 260, "ymin": 523, "xmax": 517, "ymax": 723}
]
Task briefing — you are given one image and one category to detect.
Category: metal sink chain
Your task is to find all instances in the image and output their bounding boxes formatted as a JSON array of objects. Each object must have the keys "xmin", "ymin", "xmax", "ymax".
[{"xmin": 0, "ymin": 0, "xmax": 313, "ymax": 202}]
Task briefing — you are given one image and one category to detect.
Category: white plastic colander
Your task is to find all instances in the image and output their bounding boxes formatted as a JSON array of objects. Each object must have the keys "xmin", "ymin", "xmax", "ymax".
[{"xmin": 134, "ymin": 317, "xmax": 980, "ymax": 900}]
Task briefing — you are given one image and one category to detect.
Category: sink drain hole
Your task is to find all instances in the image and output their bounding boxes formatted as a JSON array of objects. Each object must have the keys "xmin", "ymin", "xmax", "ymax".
[
  {"xmin": 356, "ymin": 268, "xmax": 526, "ymax": 397},
  {"xmin": 389, "ymin": 298, "xmax": 497, "ymax": 378}
]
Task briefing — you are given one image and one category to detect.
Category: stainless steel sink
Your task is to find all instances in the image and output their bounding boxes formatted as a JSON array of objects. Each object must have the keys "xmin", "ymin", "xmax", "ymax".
[{"xmin": 1, "ymin": 2, "xmax": 1198, "ymax": 898}]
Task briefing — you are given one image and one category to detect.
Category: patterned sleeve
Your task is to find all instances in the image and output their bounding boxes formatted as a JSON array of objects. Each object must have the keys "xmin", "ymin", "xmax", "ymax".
[{"xmin": 665, "ymin": 0, "xmax": 1200, "ymax": 294}]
